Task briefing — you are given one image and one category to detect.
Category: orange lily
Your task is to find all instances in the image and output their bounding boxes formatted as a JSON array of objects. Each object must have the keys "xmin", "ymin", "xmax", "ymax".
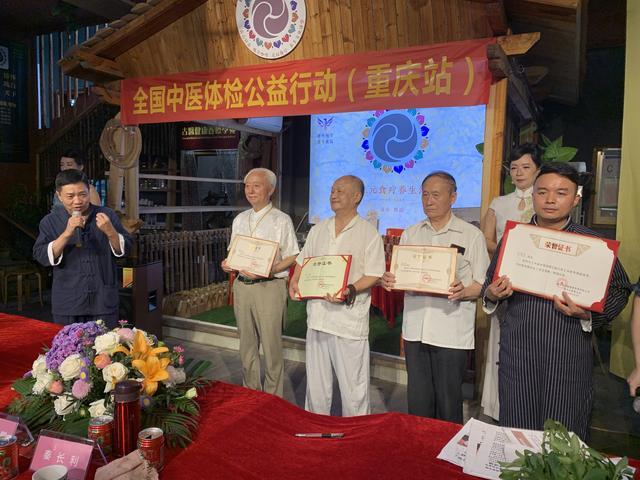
[
  {"xmin": 132, "ymin": 355, "xmax": 170, "ymax": 396},
  {"xmin": 114, "ymin": 330, "xmax": 168, "ymax": 362}
]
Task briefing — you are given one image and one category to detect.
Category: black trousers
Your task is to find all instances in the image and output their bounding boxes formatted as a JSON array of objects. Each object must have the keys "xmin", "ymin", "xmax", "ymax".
[{"xmin": 404, "ymin": 340, "xmax": 468, "ymax": 423}]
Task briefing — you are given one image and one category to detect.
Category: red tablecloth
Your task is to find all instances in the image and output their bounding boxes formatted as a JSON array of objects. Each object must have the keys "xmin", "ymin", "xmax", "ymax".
[
  {"xmin": 0, "ymin": 313, "xmax": 61, "ymax": 408},
  {"xmin": 371, "ymin": 286, "xmax": 404, "ymax": 327},
  {"xmin": 163, "ymin": 381, "xmax": 474, "ymax": 479},
  {"xmin": 3, "ymin": 315, "xmax": 639, "ymax": 479}
]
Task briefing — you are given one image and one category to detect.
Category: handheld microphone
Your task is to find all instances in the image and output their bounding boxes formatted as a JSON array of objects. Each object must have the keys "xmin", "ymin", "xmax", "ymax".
[{"xmin": 72, "ymin": 211, "xmax": 82, "ymax": 248}]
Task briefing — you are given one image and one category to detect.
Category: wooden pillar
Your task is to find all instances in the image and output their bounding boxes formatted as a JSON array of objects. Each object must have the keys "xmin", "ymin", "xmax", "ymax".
[
  {"xmin": 476, "ymin": 78, "xmax": 508, "ymax": 397},
  {"xmin": 480, "ymin": 78, "xmax": 507, "ymax": 223}
]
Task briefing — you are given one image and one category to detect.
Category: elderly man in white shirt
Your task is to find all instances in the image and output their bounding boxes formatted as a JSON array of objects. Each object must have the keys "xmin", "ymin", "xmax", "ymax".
[
  {"xmin": 382, "ymin": 171, "xmax": 489, "ymax": 423},
  {"xmin": 222, "ymin": 168, "xmax": 299, "ymax": 397},
  {"xmin": 289, "ymin": 175, "xmax": 385, "ymax": 416}
]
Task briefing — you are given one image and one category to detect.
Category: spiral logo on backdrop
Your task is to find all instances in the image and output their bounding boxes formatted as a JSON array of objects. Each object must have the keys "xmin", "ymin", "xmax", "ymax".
[
  {"xmin": 361, "ymin": 109, "xmax": 429, "ymax": 174},
  {"xmin": 236, "ymin": 0, "xmax": 306, "ymax": 59}
]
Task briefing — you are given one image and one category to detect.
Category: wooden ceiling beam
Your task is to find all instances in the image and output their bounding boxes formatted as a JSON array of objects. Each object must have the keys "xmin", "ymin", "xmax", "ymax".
[
  {"xmin": 496, "ymin": 32, "xmax": 540, "ymax": 55},
  {"xmin": 72, "ymin": 49, "xmax": 122, "ymax": 74},
  {"xmin": 60, "ymin": 46, "xmax": 124, "ymax": 82},
  {"xmin": 92, "ymin": 84, "xmax": 121, "ymax": 106},
  {"xmin": 487, "ymin": 43, "xmax": 539, "ymax": 121},
  {"xmin": 92, "ymin": 0, "xmax": 209, "ymax": 60}
]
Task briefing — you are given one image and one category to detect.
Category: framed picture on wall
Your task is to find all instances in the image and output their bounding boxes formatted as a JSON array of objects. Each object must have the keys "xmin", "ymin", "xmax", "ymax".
[{"xmin": 590, "ymin": 147, "xmax": 621, "ymax": 227}]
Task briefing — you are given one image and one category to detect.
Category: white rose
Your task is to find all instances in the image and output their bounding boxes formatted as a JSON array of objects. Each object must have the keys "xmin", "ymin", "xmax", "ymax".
[
  {"xmin": 32, "ymin": 371, "xmax": 53, "ymax": 394},
  {"xmin": 163, "ymin": 366, "xmax": 186, "ymax": 387},
  {"xmin": 53, "ymin": 395, "xmax": 77, "ymax": 416},
  {"xmin": 102, "ymin": 362, "xmax": 129, "ymax": 392},
  {"xmin": 88, "ymin": 399, "xmax": 107, "ymax": 418},
  {"xmin": 93, "ymin": 332, "xmax": 121, "ymax": 355},
  {"xmin": 31, "ymin": 354, "xmax": 48, "ymax": 379},
  {"xmin": 58, "ymin": 354, "xmax": 84, "ymax": 381}
]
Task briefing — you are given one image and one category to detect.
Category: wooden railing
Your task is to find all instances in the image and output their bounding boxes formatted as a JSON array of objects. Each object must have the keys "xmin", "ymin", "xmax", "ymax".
[{"xmin": 135, "ymin": 228, "xmax": 231, "ymax": 295}]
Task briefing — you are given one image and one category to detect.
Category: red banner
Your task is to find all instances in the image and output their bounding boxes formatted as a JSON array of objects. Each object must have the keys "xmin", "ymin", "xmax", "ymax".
[{"xmin": 121, "ymin": 37, "xmax": 495, "ymax": 125}]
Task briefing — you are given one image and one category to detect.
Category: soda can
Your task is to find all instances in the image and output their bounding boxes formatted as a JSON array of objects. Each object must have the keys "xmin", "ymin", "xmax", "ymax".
[
  {"xmin": 0, "ymin": 435, "xmax": 19, "ymax": 480},
  {"xmin": 88, "ymin": 415, "xmax": 114, "ymax": 459},
  {"xmin": 137, "ymin": 427, "xmax": 164, "ymax": 472}
]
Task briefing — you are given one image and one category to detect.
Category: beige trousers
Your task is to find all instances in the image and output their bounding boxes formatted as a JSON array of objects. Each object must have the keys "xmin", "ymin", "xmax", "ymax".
[{"xmin": 233, "ymin": 278, "xmax": 287, "ymax": 397}]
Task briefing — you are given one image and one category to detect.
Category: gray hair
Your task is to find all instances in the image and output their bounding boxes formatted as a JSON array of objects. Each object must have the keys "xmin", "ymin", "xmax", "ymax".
[
  {"xmin": 421, "ymin": 170, "xmax": 457, "ymax": 193},
  {"xmin": 244, "ymin": 168, "xmax": 277, "ymax": 188}
]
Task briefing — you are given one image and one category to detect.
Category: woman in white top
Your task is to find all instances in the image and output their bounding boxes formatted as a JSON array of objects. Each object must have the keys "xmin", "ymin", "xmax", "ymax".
[{"xmin": 480, "ymin": 143, "xmax": 542, "ymax": 420}]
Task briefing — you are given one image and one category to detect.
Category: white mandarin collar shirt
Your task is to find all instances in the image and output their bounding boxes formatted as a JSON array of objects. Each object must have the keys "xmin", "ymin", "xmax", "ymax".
[
  {"xmin": 231, "ymin": 203, "xmax": 299, "ymax": 279},
  {"xmin": 296, "ymin": 214, "xmax": 385, "ymax": 340},
  {"xmin": 401, "ymin": 213, "xmax": 490, "ymax": 349}
]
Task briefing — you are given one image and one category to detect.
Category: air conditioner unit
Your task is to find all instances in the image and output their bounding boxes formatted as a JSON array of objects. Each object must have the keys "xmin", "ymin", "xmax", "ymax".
[{"xmin": 198, "ymin": 117, "xmax": 283, "ymax": 134}]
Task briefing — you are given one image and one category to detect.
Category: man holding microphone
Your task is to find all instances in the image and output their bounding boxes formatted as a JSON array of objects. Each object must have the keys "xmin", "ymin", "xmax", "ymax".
[{"xmin": 33, "ymin": 169, "xmax": 131, "ymax": 328}]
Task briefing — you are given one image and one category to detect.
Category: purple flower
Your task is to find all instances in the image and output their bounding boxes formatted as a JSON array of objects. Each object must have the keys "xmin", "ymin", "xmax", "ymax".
[
  {"xmin": 45, "ymin": 321, "xmax": 107, "ymax": 370},
  {"xmin": 72, "ymin": 380, "xmax": 91, "ymax": 399},
  {"xmin": 140, "ymin": 395, "xmax": 154, "ymax": 410}
]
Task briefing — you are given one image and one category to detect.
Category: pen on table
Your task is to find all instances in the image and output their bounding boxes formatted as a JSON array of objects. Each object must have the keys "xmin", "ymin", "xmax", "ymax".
[{"xmin": 294, "ymin": 433, "xmax": 344, "ymax": 438}]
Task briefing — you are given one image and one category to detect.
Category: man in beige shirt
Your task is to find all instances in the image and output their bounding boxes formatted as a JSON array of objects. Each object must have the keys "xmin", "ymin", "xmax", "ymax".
[{"xmin": 222, "ymin": 168, "xmax": 299, "ymax": 397}]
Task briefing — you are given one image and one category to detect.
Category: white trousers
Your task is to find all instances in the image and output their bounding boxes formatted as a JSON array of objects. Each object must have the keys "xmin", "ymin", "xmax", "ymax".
[
  {"xmin": 305, "ymin": 328, "xmax": 370, "ymax": 417},
  {"xmin": 481, "ymin": 312, "xmax": 500, "ymax": 420}
]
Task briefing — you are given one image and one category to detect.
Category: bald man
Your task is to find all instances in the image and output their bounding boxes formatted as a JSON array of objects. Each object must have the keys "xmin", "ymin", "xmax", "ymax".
[
  {"xmin": 222, "ymin": 168, "xmax": 299, "ymax": 397},
  {"xmin": 290, "ymin": 175, "xmax": 385, "ymax": 416}
]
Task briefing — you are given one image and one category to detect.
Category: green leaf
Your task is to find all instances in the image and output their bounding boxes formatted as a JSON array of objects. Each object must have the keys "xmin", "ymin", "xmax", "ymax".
[
  {"xmin": 554, "ymin": 147, "xmax": 578, "ymax": 162},
  {"xmin": 186, "ymin": 359, "xmax": 212, "ymax": 378},
  {"xmin": 12, "ymin": 377, "xmax": 36, "ymax": 396},
  {"xmin": 476, "ymin": 143, "xmax": 484, "ymax": 155}
]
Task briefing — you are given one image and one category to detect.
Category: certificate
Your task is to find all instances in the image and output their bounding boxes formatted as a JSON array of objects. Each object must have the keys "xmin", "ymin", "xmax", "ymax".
[
  {"xmin": 226, "ymin": 234, "xmax": 279, "ymax": 278},
  {"xmin": 390, "ymin": 245, "xmax": 457, "ymax": 294},
  {"xmin": 297, "ymin": 255, "xmax": 352, "ymax": 299},
  {"xmin": 495, "ymin": 221, "xmax": 620, "ymax": 312}
]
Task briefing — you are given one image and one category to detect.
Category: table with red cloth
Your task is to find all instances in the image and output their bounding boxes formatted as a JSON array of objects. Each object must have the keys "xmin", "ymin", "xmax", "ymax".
[
  {"xmin": 371, "ymin": 285, "xmax": 404, "ymax": 328},
  {"xmin": 2, "ymin": 314, "xmax": 639, "ymax": 480}
]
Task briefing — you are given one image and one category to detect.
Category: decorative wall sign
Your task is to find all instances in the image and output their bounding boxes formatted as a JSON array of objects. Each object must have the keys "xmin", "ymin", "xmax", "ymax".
[
  {"xmin": 236, "ymin": 0, "xmax": 306, "ymax": 59},
  {"xmin": 0, "ymin": 39, "xmax": 28, "ymax": 163}
]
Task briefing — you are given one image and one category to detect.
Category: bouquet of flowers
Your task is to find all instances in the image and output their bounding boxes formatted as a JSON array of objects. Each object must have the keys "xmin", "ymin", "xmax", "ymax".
[{"xmin": 9, "ymin": 320, "xmax": 210, "ymax": 448}]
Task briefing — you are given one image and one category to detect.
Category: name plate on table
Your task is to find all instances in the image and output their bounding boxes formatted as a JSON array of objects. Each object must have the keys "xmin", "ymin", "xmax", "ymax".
[
  {"xmin": 297, "ymin": 255, "xmax": 352, "ymax": 299},
  {"xmin": 390, "ymin": 245, "xmax": 457, "ymax": 295},
  {"xmin": 227, "ymin": 235, "xmax": 279, "ymax": 278},
  {"xmin": 30, "ymin": 430, "xmax": 95, "ymax": 480},
  {"xmin": 495, "ymin": 221, "xmax": 620, "ymax": 312},
  {"xmin": 0, "ymin": 413, "xmax": 19, "ymax": 436}
]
